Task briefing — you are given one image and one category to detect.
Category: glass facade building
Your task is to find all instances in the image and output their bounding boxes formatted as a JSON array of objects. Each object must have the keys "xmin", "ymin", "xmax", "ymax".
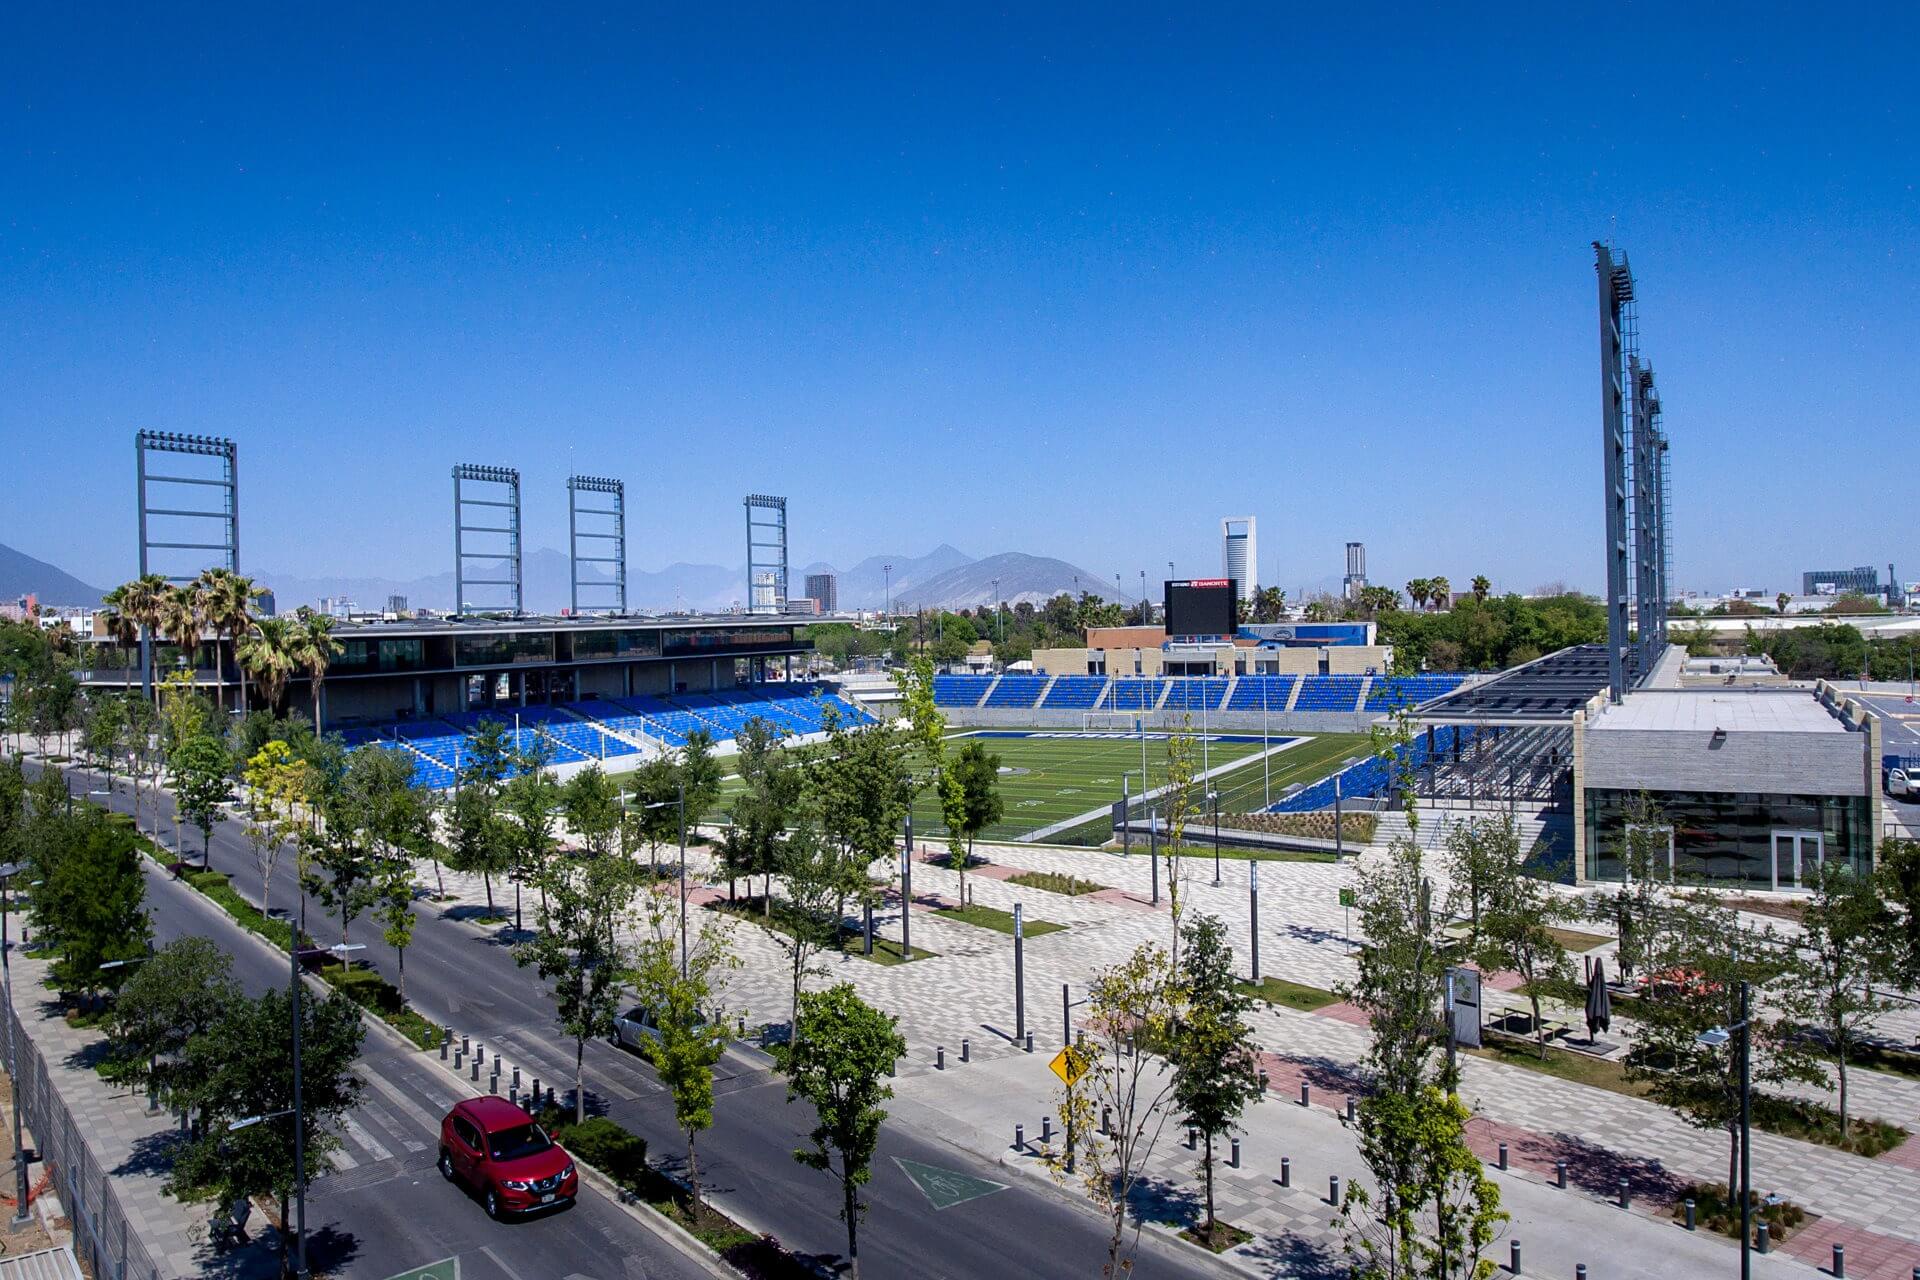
[{"xmin": 1583, "ymin": 787, "xmax": 1871, "ymax": 889}]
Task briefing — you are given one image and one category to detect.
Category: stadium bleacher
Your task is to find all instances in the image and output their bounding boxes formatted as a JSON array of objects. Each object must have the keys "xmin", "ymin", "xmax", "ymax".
[
  {"xmin": 1364, "ymin": 674, "xmax": 1468, "ymax": 712},
  {"xmin": 1225, "ymin": 675, "xmax": 1297, "ymax": 711},
  {"xmin": 1040, "ymin": 675, "xmax": 1108, "ymax": 709},
  {"xmin": 983, "ymin": 675, "xmax": 1050, "ymax": 708},
  {"xmin": 1160, "ymin": 678, "xmax": 1228, "ymax": 713},
  {"xmin": 933, "ymin": 675, "xmax": 994, "ymax": 709},
  {"xmin": 1292, "ymin": 675, "xmax": 1365, "ymax": 712},
  {"xmin": 1268, "ymin": 725, "xmax": 1478, "ymax": 812},
  {"xmin": 1103, "ymin": 679, "xmax": 1165, "ymax": 711}
]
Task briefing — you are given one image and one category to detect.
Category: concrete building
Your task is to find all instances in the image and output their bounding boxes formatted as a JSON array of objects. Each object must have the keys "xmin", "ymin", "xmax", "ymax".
[
  {"xmin": 1031, "ymin": 621, "xmax": 1388, "ymax": 681},
  {"xmin": 1221, "ymin": 517, "xmax": 1256, "ymax": 600},
  {"xmin": 1342, "ymin": 541, "xmax": 1367, "ymax": 601},
  {"xmin": 1803, "ymin": 565, "xmax": 1879, "ymax": 596},
  {"xmin": 1572, "ymin": 683, "xmax": 1882, "ymax": 888},
  {"xmin": 804, "ymin": 572, "xmax": 838, "ymax": 613}
]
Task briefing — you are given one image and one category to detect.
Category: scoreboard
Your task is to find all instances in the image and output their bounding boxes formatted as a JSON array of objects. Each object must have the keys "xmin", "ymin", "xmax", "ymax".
[{"xmin": 1164, "ymin": 578, "xmax": 1238, "ymax": 638}]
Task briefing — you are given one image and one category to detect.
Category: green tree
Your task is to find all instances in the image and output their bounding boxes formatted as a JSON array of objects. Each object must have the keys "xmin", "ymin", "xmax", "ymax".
[
  {"xmin": 1159, "ymin": 717, "xmax": 1200, "ymax": 961},
  {"xmin": 502, "ymin": 764, "xmax": 562, "ymax": 932},
  {"xmin": 677, "ymin": 730, "xmax": 724, "ymax": 835},
  {"xmin": 170, "ymin": 733, "xmax": 233, "ymax": 870},
  {"xmin": 1625, "ymin": 896, "xmax": 1820, "ymax": 1189},
  {"xmin": 447, "ymin": 783, "xmax": 513, "ymax": 917},
  {"xmin": 1341, "ymin": 1085, "xmax": 1505, "ymax": 1280},
  {"xmin": 945, "ymin": 739, "xmax": 1003, "ymax": 906},
  {"xmin": 561, "ymin": 764, "xmax": 622, "ymax": 858},
  {"xmin": 719, "ymin": 718, "xmax": 800, "ymax": 908},
  {"xmin": 82, "ymin": 692, "xmax": 128, "ymax": 785},
  {"xmin": 168, "ymin": 986, "xmax": 365, "ymax": 1272},
  {"xmin": 242, "ymin": 739, "xmax": 307, "ymax": 906},
  {"xmin": 104, "ymin": 936, "xmax": 242, "ymax": 1106},
  {"xmin": 626, "ymin": 753, "xmax": 686, "ymax": 872},
  {"xmin": 771, "ymin": 821, "xmax": 846, "ymax": 1041},
  {"xmin": 290, "ymin": 608, "xmax": 344, "ymax": 729},
  {"xmin": 1779, "ymin": 860, "xmax": 1896, "ymax": 1139},
  {"xmin": 631, "ymin": 909, "xmax": 736, "ymax": 1219},
  {"xmin": 1474, "ymin": 850, "xmax": 1572, "ymax": 1058},
  {"xmin": 1878, "ymin": 839, "xmax": 1920, "ymax": 988},
  {"xmin": 45, "ymin": 815, "xmax": 151, "ymax": 1001},
  {"xmin": 807, "ymin": 717, "xmax": 912, "ymax": 942},
  {"xmin": 1170, "ymin": 914, "xmax": 1264, "ymax": 1243},
  {"xmin": 783, "ymin": 984, "xmax": 907, "ymax": 1280},
  {"xmin": 1441, "ymin": 814, "xmax": 1519, "ymax": 941},
  {"xmin": 514, "ymin": 847, "xmax": 639, "ymax": 1123}
]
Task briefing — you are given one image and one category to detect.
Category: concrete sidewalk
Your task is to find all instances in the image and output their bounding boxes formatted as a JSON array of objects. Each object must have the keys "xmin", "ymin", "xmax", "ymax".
[
  {"xmin": 897, "ymin": 1049, "xmax": 1832, "ymax": 1280},
  {"xmin": 3, "ymin": 929, "xmax": 281, "ymax": 1279}
]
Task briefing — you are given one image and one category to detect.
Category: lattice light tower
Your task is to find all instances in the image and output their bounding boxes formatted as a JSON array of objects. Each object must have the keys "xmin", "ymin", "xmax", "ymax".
[
  {"xmin": 453, "ymin": 464, "xmax": 522, "ymax": 616},
  {"xmin": 744, "ymin": 494, "xmax": 789, "ymax": 615},
  {"xmin": 135, "ymin": 430, "xmax": 238, "ymax": 695},
  {"xmin": 567, "ymin": 475, "xmax": 627, "ymax": 615},
  {"xmin": 1595, "ymin": 242, "xmax": 1673, "ymax": 701}
]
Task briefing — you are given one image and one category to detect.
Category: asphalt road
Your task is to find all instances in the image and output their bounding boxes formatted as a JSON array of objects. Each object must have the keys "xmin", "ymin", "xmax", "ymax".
[
  {"xmin": 55, "ymin": 759, "xmax": 1222, "ymax": 1280},
  {"xmin": 126, "ymin": 782, "xmax": 724, "ymax": 1280}
]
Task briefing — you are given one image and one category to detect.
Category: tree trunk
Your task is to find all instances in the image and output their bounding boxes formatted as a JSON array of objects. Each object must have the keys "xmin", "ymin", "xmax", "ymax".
[
  {"xmin": 204, "ymin": 825, "xmax": 213, "ymax": 872},
  {"xmin": 687, "ymin": 1129, "xmax": 701, "ymax": 1219},
  {"xmin": 1837, "ymin": 1045, "xmax": 1850, "ymax": 1142},
  {"xmin": 575, "ymin": 1036, "xmax": 586, "ymax": 1125},
  {"xmin": 1529, "ymin": 983, "xmax": 1546, "ymax": 1059},
  {"xmin": 1204, "ymin": 1135, "xmax": 1216, "ymax": 1235},
  {"xmin": 843, "ymin": 1173, "xmax": 860, "ymax": 1280},
  {"xmin": 397, "ymin": 947, "xmax": 406, "ymax": 1003},
  {"xmin": 483, "ymin": 874, "xmax": 495, "ymax": 915}
]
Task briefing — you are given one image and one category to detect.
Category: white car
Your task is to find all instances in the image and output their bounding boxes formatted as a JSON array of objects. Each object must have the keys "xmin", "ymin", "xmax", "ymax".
[
  {"xmin": 1889, "ymin": 767, "xmax": 1920, "ymax": 800},
  {"xmin": 609, "ymin": 1005, "xmax": 709, "ymax": 1056}
]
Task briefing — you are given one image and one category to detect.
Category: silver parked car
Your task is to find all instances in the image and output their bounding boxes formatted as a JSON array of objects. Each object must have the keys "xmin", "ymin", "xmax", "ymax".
[{"xmin": 610, "ymin": 1005, "xmax": 709, "ymax": 1055}]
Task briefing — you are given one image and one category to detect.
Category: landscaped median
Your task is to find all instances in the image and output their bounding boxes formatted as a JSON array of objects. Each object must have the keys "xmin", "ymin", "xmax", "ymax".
[
  {"xmin": 126, "ymin": 824, "xmax": 443, "ymax": 1052},
  {"xmin": 711, "ymin": 894, "xmax": 937, "ymax": 964}
]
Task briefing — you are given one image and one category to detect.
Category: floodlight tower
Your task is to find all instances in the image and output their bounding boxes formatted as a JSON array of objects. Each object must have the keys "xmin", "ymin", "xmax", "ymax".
[
  {"xmin": 1595, "ymin": 243, "xmax": 1635, "ymax": 703},
  {"xmin": 135, "ymin": 431, "xmax": 238, "ymax": 697},
  {"xmin": 744, "ymin": 494, "xmax": 789, "ymax": 616},
  {"xmin": 1631, "ymin": 360, "xmax": 1670, "ymax": 665},
  {"xmin": 567, "ymin": 475, "xmax": 627, "ymax": 615},
  {"xmin": 453, "ymin": 464, "xmax": 522, "ymax": 616}
]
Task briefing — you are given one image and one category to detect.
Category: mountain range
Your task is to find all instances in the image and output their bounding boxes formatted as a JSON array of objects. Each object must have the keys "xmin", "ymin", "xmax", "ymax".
[
  {"xmin": 0, "ymin": 539, "xmax": 1116, "ymax": 614},
  {"xmin": 0, "ymin": 542, "xmax": 106, "ymax": 607}
]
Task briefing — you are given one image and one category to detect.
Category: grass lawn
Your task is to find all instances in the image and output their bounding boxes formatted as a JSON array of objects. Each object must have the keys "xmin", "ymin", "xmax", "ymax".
[
  {"xmin": 933, "ymin": 903, "xmax": 1066, "ymax": 936},
  {"xmin": 1237, "ymin": 976, "xmax": 1339, "ymax": 1012},
  {"xmin": 712, "ymin": 896, "xmax": 936, "ymax": 965},
  {"xmin": 1751, "ymin": 1093, "xmax": 1908, "ymax": 1157},
  {"xmin": 1007, "ymin": 869, "xmax": 1110, "ymax": 896},
  {"xmin": 1467, "ymin": 1035, "xmax": 1654, "ymax": 1099},
  {"xmin": 710, "ymin": 730, "xmax": 1369, "ymax": 845},
  {"xmin": 1545, "ymin": 926, "xmax": 1614, "ymax": 953}
]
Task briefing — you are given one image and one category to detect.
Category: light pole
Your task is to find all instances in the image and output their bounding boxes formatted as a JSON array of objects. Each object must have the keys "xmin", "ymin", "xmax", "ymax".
[
  {"xmin": 1700, "ymin": 981, "xmax": 1753, "ymax": 1280},
  {"xmin": 0, "ymin": 861, "xmax": 28, "ymax": 1229},
  {"xmin": 1208, "ymin": 790, "xmax": 1221, "ymax": 885},
  {"xmin": 883, "ymin": 564, "xmax": 893, "ymax": 621},
  {"xmin": 644, "ymin": 784, "xmax": 689, "ymax": 978},
  {"xmin": 265, "ymin": 906, "xmax": 323, "ymax": 1280}
]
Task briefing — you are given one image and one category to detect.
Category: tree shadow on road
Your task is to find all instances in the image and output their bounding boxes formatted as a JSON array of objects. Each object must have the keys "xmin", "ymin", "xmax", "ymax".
[{"xmin": 1237, "ymin": 1229, "xmax": 1347, "ymax": 1279}]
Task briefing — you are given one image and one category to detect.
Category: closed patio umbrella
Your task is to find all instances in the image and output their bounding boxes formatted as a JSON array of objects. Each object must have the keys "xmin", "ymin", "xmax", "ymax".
[{"xmin": 1585, "ymin": 957, "xmax": 1613, "ymax": 1040}]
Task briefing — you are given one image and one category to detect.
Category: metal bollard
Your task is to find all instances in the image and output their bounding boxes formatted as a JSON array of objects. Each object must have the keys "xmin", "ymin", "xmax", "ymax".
[
  {"xmin": 1328, "ymin": 1173, "xmax": 1341, "ymax": 1206},
  {"xmin": 489, "ymin": 1070, "xmax": 500, "ymax": 1096},
  {"xmin": 1756, "ymin": 1223, "xmax": 1769, "ymax": 1255},
  {"xmin": 509, "ymin": 1084, "xmax": 518, "ymax": 1106},
  {"xmin": 1187, "ymin": 1126, "xmax": 1197, "ymax": 1150},
  {"xmin": 1346, "ymin": 1095, "xmax": 1356, "ymax": 1123},
  {"xmin": 1229, "ymin": 1138, "xmax": 1240, "ymax": 1168},
  {"xmin": 1041, "ymin": 1115, "xmax": 1052, "ymax": 1144},
  {"xmin": 1498, "ymin": 1141, "xmax": 1508, "ymax": 1170},
  {"xmin": 546, "ymin": 1085, "xmax": 555, "ymax": 1109},
  {"xmin": 1509, "ymin": 1240, "xmax": 1521, "ymax": 1275},
  {"xmin": 1617, "ymin": 1177, "xmax": 1629, "ymax": 1210},
  {"xmin": 462, "ymin": 1035, "xmax": 470, "ymax": 1056},
  {"xmin": 1576, "ymin": 1267, "xmax": 1586, "ymax": 1280},
  {"xmin": 475, "ymin": 1044, "xmax": 484, "ymax": 1067},
  {"xmin": 1014, "ymin": 1124, "xmax": 1024, "ymax": 1152},
  {"xmin": 1280, "ymin": 1157, "xmax": 1290, "ymax": 1187},
  {"xmin": 1554, "ymin": 1160, "xmax": 1567, "ymax": 1189},
  {"xmin": 1258, "ymin": 1069, "xmax": 1269, "ymax": 1091},
  {"xmin": 512, "ymin": 1067, "xmax": 520, "ymax": 1090},
  {"xmin": 1024, "ymin": 1031, "xmax": 1034, "ymax": 1053},
  {"xmin": 453, "ymin": 1048, "xmax": 464, "ymax": 1070},
  {"xmin": 738, "ymin": 1015, "xmax": 747, "ymax": 1038},
  {"xmin": 962, "ymin": 1038, "xmax": 971, "ymax": 1063},
  {"xmin": 1300, "ymin": 1081, "xmax": 1311, "ymax": 1107},
  {"xmin": 441, "ymin": 1029, "xmax": 451, "ymax": 1060},
  {"xmin": 1684, "ymin": 1199, "xmax": 1695, "ymax": 1231},
  {"xmin": 936, "ymin": 1046, "xmax": 945, "ymax": 1070},
  {"xmin": 1832, "ymin": 1243, "xmax": 1844, "ymax": 1279},
  {"xmin": 470, "ymin": 1057, "xmax": 480, "ymax": 1081},
  {"xmin": 1100, "ymin": 1104, "xmax": 1111, "ymax": 1136},
  {"xmin": 532, "ymin": 1077, "xmax": 540, "ymax": 1106}
]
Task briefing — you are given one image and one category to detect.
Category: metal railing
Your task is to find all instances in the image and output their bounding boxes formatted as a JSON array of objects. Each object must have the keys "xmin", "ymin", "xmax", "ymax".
[{"xmin": 6, "ymin": 999, "xmax": 167, "ymax": 1280}]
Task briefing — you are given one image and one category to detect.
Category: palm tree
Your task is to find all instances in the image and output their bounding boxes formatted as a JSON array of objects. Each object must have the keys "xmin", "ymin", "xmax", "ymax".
[
  {"xmin": 110, "ymin": 573, "xmax": 170, "ymax": 701},
  {"xmin": 1776, "ymin": 591, "xmax": 1791, "ymax": 615},
  {"xmin": 292, "ymin": 609, "xmax": 344, "ymax": 730},
  {"xmin": 1406, "ymin": 579, "xmax": 1429, "ymax": 611},
  {"xmin": 157, "ymin": 584, "xmax": 206, "ymax": 683},
  {"xmin": 196, "ymin": 568, "xmax": 265, "ymax": 712},
  {"xmin": 236, "ymin": 615, "xmax": 300, "ymax": 715},
  {"xmin": 1471, "ymin": 574, "xmax": 1491, "ymax": 602},
  {"xmin": 1429, "ymin": 576, "xmax": 1451, "ymax": 611},
  {"xmin": 97, "ymin": 587, "xmax": 142, "ymax": 692}
]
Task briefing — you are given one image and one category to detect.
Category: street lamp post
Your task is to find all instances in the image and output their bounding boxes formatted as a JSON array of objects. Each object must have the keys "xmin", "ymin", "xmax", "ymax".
[
  {"xmin": 0, "ymin": 862, "xmax": 28, "ymax": 1228},
  {"xmin": 1700, "ymin": 982, "xmax": 1754, "ymax": 1280},
  {"xmin": 1209, "ymin": 790, "xmax": 1221, "ymax": 885},
  {"xmin": 642, "ymin": 784, "xmax": 689, "ymax": 978}
]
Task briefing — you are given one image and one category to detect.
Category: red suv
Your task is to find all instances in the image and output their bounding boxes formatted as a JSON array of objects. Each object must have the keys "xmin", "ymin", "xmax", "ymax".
[{"xmin": 438, "ymin": 1097, "xmax": 578, "ymax": 1219}]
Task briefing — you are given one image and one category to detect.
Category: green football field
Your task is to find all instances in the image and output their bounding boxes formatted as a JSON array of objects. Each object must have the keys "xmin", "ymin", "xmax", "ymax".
[{"xmin": 711, "ymin": 730, "xmax": 1369, "ymax": 846}]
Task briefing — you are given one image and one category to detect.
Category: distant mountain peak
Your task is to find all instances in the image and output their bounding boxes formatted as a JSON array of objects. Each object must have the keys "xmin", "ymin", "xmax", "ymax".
[{"xmin": 0, "ymin": 542, "xmax": 106, "ymax": 607}]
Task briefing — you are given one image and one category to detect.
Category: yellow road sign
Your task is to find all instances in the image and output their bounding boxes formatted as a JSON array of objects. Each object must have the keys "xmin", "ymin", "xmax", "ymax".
[{"xmin": 1049, "ymin": 1045, "xmax": 1089, "ymax": 1088}]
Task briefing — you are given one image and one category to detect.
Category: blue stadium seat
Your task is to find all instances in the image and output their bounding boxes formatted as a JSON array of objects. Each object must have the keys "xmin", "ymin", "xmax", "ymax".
[
  {"xmin": 984, "ymin": 675, "xmax": 1050, "ymax": 708},
  {"xmin": 933, "ymin": 675, "xmax": 994, "ymax": 708},
  {"xmin": 1292, "ymin": 675, "xmax": 1365, "ymax": 712},
  {"xmin": 1160, "ymin": 678, "xmax": 1228, "ymax": 713},
  {"xmin": 1268, "ymin": 725, "xmax": 1477, "ymax": 812},
  {"xmin": 1364, "ymin": 674, "xmax": 1467, "ymax": 712},
  {"xmin": 1103, "ymin": 679, "xmax": 1165, "ymax": 711},
  {"xmin": 1040, "ymin": 676, "xmax": 1109, "ymax": 709},
  {"xmin": 1225, "ymin": 675, "xmax": 1297, "ymax": 711}
]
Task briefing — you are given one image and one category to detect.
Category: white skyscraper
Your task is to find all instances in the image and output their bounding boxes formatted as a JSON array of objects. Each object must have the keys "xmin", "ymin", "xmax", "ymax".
[{"xmin": 1221, "ymin": 516, "xmax": 1257, "ymax": 600}]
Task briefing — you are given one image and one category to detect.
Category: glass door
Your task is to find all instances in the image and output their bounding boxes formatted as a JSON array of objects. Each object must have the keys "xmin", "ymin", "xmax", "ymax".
[{"xmin": 1770, "ymin": 830, "xmax": 1825, "ymax": 890}]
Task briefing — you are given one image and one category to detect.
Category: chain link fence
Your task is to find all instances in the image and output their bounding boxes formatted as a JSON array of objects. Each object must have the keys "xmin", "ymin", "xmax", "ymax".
[{"xmin": 6, "ymin": 998, "xmax": 167, "ymax": 1280}]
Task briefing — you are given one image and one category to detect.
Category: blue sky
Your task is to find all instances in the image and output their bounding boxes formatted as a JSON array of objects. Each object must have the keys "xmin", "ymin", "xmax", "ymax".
[{"xmin": 4, "ymin": 4, "xmax": 1916, "ymax": 598}]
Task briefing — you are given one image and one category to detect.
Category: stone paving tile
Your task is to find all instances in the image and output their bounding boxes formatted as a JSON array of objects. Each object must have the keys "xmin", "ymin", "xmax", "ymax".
[{"xmin": 1779, "ymin": 1215, "xmax": 1920, "ymax": 1280}]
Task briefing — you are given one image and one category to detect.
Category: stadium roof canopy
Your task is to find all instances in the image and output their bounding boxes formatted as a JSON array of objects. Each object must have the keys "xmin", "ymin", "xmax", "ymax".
[{"xmin": 1411, "ymin": 644, "xmax": 1641, "ymax": 724}]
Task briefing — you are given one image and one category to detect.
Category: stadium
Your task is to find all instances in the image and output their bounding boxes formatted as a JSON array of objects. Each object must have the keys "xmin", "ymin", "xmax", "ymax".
[{"xmin": 66, "ymin": 243, "xmax": 1896, "ymax": 892}]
